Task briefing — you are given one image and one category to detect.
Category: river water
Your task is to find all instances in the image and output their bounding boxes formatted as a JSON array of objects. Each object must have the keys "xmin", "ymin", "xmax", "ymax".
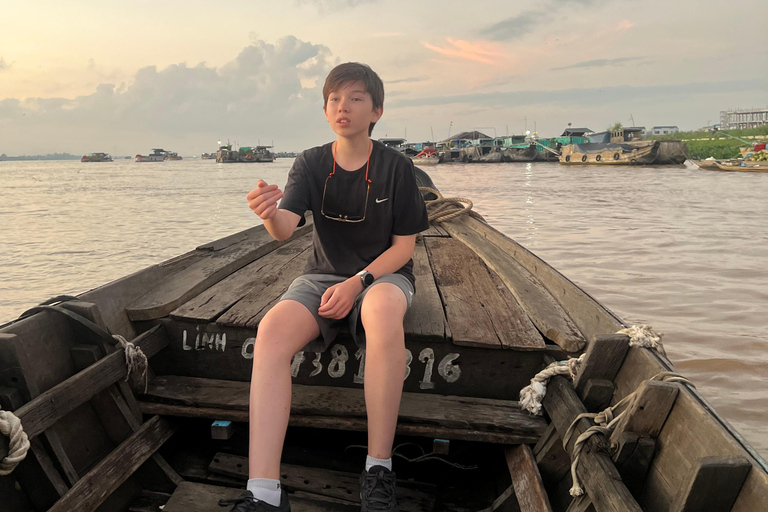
[{"xmin": 1, "ymin": 158, "xmax": 767, "ymax": 457}]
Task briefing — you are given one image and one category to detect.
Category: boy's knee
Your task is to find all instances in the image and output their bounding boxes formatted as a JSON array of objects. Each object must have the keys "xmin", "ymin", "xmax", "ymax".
[{"xmin": 360, "ymin": 284, "xmax": 407, "ymax": 326}]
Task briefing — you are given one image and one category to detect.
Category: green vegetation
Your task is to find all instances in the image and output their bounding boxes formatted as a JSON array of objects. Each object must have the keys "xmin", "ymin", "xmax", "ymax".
[
  {"xmin": 607, "ymin": 122, "xmax": 623, "ymax": 131},
  {"xmin": 0, "ymin": 153, "xmax": 82, "ymax": 161},
  {"xmin": 647, "ymin": 126, "xmax": 768, "ymax": 159}
]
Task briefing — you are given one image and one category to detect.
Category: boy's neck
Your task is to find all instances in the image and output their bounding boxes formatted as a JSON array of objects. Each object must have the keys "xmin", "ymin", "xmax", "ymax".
[{"xmin": 334, "ymin": 135, "xmax": 372, "ymax": 161}]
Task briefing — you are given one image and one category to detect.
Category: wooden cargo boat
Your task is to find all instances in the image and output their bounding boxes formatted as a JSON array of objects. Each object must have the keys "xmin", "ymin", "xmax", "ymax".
[
  {"xmin": 559, "ymin": 142, "xmax": 659, "ymax": 166},
  {"xmin": 715, "ymin": 161, "xmax": 768, "ymax": 172},
  {"xmin": 1, "ymin": 172, "xmax": 766, "ymax": 512},
  {"xmin": 690, "ymin": 158, "xmax": 721, "ymax": 170}
]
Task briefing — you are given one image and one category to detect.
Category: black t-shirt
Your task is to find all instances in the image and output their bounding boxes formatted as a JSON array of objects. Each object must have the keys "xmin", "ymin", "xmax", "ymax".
[{"xmin": 279, "ymin": 140, "xmax": 430, "ymax": 286}]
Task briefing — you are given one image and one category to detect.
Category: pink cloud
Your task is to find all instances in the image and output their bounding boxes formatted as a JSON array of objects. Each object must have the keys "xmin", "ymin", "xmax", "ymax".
[
  {"xmin": 423, "ymin": 38, "xmax": 508, "ymax": 66},
  {"xmin": 617, "ymin": 20, "xmax": 634, "ymax": 31}
]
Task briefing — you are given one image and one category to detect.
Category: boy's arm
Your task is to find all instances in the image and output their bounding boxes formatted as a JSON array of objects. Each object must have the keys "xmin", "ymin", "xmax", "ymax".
[
  {"xmin": 362, "ymin": 234, "xmax": 417, "ymax": 279},
  {"xmin": 246, "ymin": 179, "xmax": 302, "ymax": 241}
]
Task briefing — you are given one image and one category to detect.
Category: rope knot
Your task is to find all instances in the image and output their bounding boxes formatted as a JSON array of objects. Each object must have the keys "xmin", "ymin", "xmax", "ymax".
[
  {"xmin": 617, "ymin": 324, "xmax": 665, "ymax": 355},
  {"xmin": 113, "ymin": 334, "xmax": 149, "ymax": 393},
  {"xmin": 0, "ymin": 409, "xmax": 30, "ymax": 476}
]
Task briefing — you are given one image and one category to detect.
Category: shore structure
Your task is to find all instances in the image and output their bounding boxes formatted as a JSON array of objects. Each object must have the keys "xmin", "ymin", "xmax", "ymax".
[{"xmin": 1, "ymin": 168, "xmax": 766, "ymax": 512}]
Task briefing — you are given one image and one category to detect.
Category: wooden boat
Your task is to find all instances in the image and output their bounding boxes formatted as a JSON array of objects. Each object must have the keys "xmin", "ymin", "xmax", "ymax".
[
  {"xmin": 560, "ymin": 142, "xmax": 659, "ymax": 165},
  {"xmin": 81, "ymin": 152, "xmax": 113, "ymax": 163},
  {"xmin": 628, "ymin": 141, "xmax": 688, "ymax": 165},
  {"xmin": 715, "ymin": 160, "xmax": 768, "ymax": 172},
  {"xmin": 690, "ymin": 158, "xmax": 722, "ymax": 170},
  {"xmin": 1, "ymin": 170, "xmax": 766, "ymax": 512},
  {"xmin": 411, "ymin": 148, "xmax": 439, "ymax": 166},
  {"xmin": 136, "ymin": 149, "xmax": 170, "ymax": 163}
]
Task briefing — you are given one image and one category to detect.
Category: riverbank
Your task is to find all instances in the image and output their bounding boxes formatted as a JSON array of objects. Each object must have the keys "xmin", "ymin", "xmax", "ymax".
[{"xmin": 648, "ymin": 126, "xmax": 768, "ymax": 159}]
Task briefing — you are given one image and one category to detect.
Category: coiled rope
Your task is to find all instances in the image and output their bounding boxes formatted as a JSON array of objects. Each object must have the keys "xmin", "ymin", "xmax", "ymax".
[
  {"xmin": 419, "ymin": 187, "xmax": 474, "ymax": 223},
  {"xmin": 0, "ymin": 409, "xmax": 30, "ymax": 476},
  {"xmin": 112, "ymin": 334, "xmax": 149, "ymax": 394}
]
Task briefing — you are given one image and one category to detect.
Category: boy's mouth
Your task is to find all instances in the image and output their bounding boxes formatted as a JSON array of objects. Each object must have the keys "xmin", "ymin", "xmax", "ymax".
[{"xmin": 337, "ymin": 118, "xmax": 351, "ymax": 125}]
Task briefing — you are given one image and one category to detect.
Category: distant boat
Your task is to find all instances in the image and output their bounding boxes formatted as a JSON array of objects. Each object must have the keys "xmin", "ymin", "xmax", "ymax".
[
  {"xmin": 136, "ymin": 149, "xmax": 169, "ymax": 162},
  {"xmin": 239, "ymin": 146, "xmax": 275, "ymax": 163},
  {"xmin": 411, "ymin": 148, "xmax": 439, "ymax": 166},
  {"xmin": 690, "ymin": 158, "xmax": 721, "ymax": 170},
  {"xmin": 201, "ymin": 153, "xmax": 216, "ymax": 160},
  {"xmin": 164, "ymin": 152, "xmax": 183, "ymax": 161},
  {"xmin": 715, "ymin": 160, "xmax": 768, "ymax": 172},
  {"xmin": 560, "ymin": 142, "xmax": 659, "ymax": 165},
  {"xmin": 81, "ymin": 152, "xmax": 113, "ymax": 163}
]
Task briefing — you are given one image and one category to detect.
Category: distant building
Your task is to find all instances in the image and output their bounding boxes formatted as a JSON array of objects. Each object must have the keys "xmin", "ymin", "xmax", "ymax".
[
  {"xmin": 650, "ymin": 126, "xmax": 679, "ymax": 136},
  {"xmin": 720, "ymin": 108, "xmax": 768, "ymax": 130}
]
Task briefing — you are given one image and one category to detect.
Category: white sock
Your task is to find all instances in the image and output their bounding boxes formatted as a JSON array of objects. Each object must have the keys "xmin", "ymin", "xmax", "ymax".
[
  {"xmin": 365, "ymin": 455, "xmax": 392, "ymax": 472},
  {"xmin": 247, "ymin": 478, "xmax": 282, "ymax": 507}
]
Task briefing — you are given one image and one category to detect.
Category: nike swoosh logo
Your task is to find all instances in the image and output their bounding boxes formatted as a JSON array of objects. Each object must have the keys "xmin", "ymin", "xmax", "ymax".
[{"xmin": 375, "ymin": 198, "xmax": 389, "ymax": 203}]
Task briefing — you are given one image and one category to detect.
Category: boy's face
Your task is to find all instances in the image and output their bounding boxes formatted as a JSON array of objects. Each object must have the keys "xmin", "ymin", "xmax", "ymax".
[{"xmin": 324, "ymin": 81, "xmax": 383, "ymax": 139}]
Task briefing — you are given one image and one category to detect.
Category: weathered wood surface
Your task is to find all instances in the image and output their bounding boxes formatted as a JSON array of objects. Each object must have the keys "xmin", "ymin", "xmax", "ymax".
[
  {"xmin": 126, "ymin": 221, "xmax": 313, "ymax": 321},
  {"xmin": 127, "ymin": 490, "xmax": 171, "ymax": 512},
  {"xmin": 444, "ymin": 215, "xmax": 623, "ymax": 342},
  {"xmin": 572, "ymin": 335, "xmax": 629, "ymax": 398},
  {"xmin": 534, "ymin": 424, "xmax": 571, "ymax": 486},
  {"xmin": 505, "ymin": 444, "xmax": 553, "ymax": 512},
  {"xmin": 671, "ymin": 456, "xmax": 751, "ymax": 512},
  {"xmin": 48, "ymin": 415, "xmax": 177, "ymax": 512},
  {"xmin": 542, "ymin": 375, "xmax": 643, "ymax": 512},
  {"xmin": 139, "ymin": 375, "xmax": 546, "ymax": 444},
  {"xmin": 611, "ymin": 433, "xmax": 656, "ymax": 495},
  {"xmin": 613, "ymin": 348, "xmax": 768, "ymax": 512},
  {"xmin": 162, "ymin": 482, "xmax": 361, "ymax": 512},
  {"xmin": 403, "ymin": 240, "xmax": 451, "ymax": 341},
  {"xmin": 442, "ymin": 216, "xmax": 585, "ymax": 352},
  {"xmin": 209, "ymin": 452, "xmax": 437, "ymax": 511},
  {"xmin": 608, "ymin": 380, "xmax": 678, "ymax": 447},
  {"xmin": 420, "ymin": 223, "xmax": 449, "ymax": 237},
  {"xmin": 3, "ymin": 325, "xmax": 167, "ymax": 444},
  {"xmin": 425, "ymin": 237, "xmax": 545, "ymax": 350},
  {"xmin": 171, "ymin": 234, "xmax": 313, "ymax": 323}
]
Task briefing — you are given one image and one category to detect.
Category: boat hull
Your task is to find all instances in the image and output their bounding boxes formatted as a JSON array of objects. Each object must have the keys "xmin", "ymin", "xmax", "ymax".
[{"xmin": 559, "ymin": 141, "xmax": 659, "ymax": 165}]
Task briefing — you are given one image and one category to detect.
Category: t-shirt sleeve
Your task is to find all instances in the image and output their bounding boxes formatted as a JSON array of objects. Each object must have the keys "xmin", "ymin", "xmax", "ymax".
[
  {"xmin": 392, "ymin": 159, "xmax": 430, "ymax": 236},
  {"xmin": 278, "ymin": 153, "xmax": 311, "ymax": 225}
]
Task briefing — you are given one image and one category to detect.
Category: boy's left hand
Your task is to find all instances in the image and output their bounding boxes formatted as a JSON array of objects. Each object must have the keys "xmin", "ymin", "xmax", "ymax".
[{"xmin": 318, "ymin": 278, "xmax": 364, "ymax": 319}]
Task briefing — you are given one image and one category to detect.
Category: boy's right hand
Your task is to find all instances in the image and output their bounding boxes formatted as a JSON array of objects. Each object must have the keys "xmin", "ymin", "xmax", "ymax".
[{"xmin": 247, "ymin": 180, "xmax": 284, "ymax": 220}]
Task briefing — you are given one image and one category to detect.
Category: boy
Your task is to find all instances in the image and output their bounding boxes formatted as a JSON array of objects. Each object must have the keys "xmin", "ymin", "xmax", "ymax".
[{"xmin": 223, "ymin": 62, "xmax": 429, "ymax": 512}]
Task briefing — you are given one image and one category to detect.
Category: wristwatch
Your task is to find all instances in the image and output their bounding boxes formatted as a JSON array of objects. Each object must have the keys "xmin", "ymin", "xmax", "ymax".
[{"xmin": 356, "ymin": 270, "xmax": 374, "ymax": 288}]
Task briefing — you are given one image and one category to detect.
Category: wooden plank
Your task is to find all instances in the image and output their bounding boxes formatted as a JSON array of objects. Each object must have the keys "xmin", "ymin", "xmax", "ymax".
[
  {"xmin": 444, "ymin": 215, "xmax": 624, "ymax": 343},
  {"xmin": 128, "ymin": 490, "xmax": 171, "ymax": 512},
  {"xmin": 505, "ymin": 445, "xmax": 553, "ymax": 512},
  {"xmin": 609, "ymin": 380, "xmax": 678, "ymax": 447},
  {"xmin": 572, "ymin": 335, "xmax": 630, "ymax": 396},
  {"xmin": 421, "ymin": 224, "xmax": 449, "ymax": 237},
  {"xmin": 171, "ymin": 234, "xmax": 313, "ymax": 323},
  {"xmin": 425, "ymin": 237, "xmax": 544, "ymax": 350},
  {"xmin": 216, "ymin": 242, "xmax": 315, "ymax": 329},
  {"xmin": 11, "ymin": 325, "xmax": 168, "ymax": 441},
  {"xmin": 671, "ymin": 456, "xmax": 751, "ymax": 512},
  {"xmin": 139, "ymin": 375, "xmax": 546, "ymax": 444},
  {"xmin": 71, "ymin": 344, "xmax": 182, "ymax": 492},
  {"xmin": 533, "ymin": 424, "xmax": 571, "ymax": 485},
  {"xmin": 162, "ymin": 481, "xmax": 361, "ymax": 512},
  {"xmin": 611, "ymin": 433, "xmax": 656, "ymax": 495},
  {"xmin": 542, "ymin": 375, "xmax": 643, "ymax": 512},
  {"xmin": 208, "ymin": 453, "xmax": 436, "ymax": 511},
  {"xmin": 403, "ymin": 240, "xmax": 450, "ymax": 341},
  {"xmin": 126, "ymin": 222, "xmax": 313, "ymax": 321},
  {"xmin": 48, "ymin": 415, "xmax": 177, "ymax": 512},
  {"xmin": 581, "ymin": 379, "xmax": 615, "ymax": 412},
  {"xmin": 441, "ymin": 216, "xmax": 585, "ymax": 352}
]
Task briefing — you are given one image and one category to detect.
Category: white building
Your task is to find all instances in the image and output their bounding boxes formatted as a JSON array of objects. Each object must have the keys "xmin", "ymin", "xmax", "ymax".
[
  {"xmin": 650, "ymin": 126, "xmax": 679, "ymax": 136},
  {"xmin": 720, "ymin": 108, "xmax": 768, "ymax": 130}
]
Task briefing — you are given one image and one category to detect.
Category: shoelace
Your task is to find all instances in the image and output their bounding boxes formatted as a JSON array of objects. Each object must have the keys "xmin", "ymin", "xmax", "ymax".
[
  {"xmin": 362, "ymin": 469, "xmax": 395, "ymax": 509},
  {"xmin": 218, "ymin": 495, "xmax": 258, "ymax": 511}
]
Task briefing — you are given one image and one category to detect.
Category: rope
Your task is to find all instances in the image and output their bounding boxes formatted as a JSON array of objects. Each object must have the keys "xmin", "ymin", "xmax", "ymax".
[
  {"xmin": 565, "ymin": 371, "xmax": 695, "ymax": 497},
  {"xmin": 113, "ymin": 334, "xmax": 149, "ymax": 394},
  {"xmin": 617, "ymin": 324, "xmax": 666, "ymax": 356},
  {"xmin": 519, "ymin": 354, "xmax": 585, "ymax": 415},
  {"xmin": 419, "ymin": 187, "xmax": 474, "ymax": 223},
  {"xmin": 0, "ymin": 410, "xmax": 30, "ymax": 476}
]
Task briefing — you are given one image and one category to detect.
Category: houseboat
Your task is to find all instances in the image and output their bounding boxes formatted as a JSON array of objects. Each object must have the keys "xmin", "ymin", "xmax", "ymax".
[{"xmin": 81, "ymin": 152, "xmax": 113, "ymax": 163}]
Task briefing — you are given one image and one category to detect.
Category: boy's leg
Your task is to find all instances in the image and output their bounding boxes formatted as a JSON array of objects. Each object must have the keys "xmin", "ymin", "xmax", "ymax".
[
  {"xmin": 359, "ymin": 282, "xmax": 408, "ymax": 459},
  {"xmin": 248, "ymin": 299, "xmax": 320, "ymax": 479}
]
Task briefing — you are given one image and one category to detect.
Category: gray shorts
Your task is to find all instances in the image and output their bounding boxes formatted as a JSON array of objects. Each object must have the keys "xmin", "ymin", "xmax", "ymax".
[{"xmin": 279, "ymin": 273, "xmax": 414, "ymax": 352}]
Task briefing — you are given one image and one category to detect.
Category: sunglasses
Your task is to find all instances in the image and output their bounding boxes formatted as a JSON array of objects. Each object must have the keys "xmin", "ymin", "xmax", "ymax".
[{"xmin": 321, "ymin": 140, "xmax": 372, "ymax": 223}]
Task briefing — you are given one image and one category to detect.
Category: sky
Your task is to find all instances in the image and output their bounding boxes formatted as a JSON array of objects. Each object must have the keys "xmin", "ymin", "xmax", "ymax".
[{"xmin": 0, "ymin": 0, "xmax": 766, "ymax": 155}]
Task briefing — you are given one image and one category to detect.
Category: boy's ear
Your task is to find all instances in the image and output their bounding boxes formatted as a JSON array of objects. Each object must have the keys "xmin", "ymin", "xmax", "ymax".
[{"xmin": 372, "ymin": 105, "xmax": 383, "ymax": 122}]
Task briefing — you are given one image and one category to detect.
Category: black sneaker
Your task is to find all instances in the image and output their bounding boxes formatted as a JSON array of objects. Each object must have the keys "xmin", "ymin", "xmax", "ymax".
[
  {"xmin": 218, "ymin": 490, "xmax": 291, "ymax": 512},
  {"xmin": 360, "ymin": 465, "xmax": 399, "ymax": 511}
]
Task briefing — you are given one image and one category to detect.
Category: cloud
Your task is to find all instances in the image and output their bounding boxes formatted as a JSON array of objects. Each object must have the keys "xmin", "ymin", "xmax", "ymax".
[
  {"xmin": 479, "ymin": 11, "xmax": 542, "ymax": 41},
  {"xmin": 389, "ymin": 79, "xmax": 767, "ymax": 109},
  {"xmin": 423, "ymin": 38, "xmax": 509, "ymax": 65},
  {"xmin": 0, "ymin": 36, "xmax": 337, "ymax": 153},
  {"xmin": 386, "ymin": 76, "xmax": 428, "ymax": 84},
  {"xmin": 0, "ymin": 58, "xmax": 8, "ymax": 71},
  {"xmin": 551, "ymin": 56, "xmax": 642, "ymax": 70},
  {"xmin": 295, "ymin": 0, "xmax": 375, "ymax": 12}
]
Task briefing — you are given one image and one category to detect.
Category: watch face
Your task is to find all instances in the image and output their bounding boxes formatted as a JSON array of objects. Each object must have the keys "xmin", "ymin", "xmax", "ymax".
[{"xmin": 363, "ymin": 272, "xmax": 375, "ymax": 286}]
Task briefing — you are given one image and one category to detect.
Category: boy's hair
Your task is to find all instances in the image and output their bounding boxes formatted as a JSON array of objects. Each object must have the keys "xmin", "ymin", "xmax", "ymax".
[{"xmin": 323, "ymin": 62, "xmax": 384, "ymax": 136}]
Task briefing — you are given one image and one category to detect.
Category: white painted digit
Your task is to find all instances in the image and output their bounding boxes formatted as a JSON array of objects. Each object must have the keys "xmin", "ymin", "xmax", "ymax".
[
  {"xmin": 309, "ymin": 352, "xmax": 323, "ymax": 377},
  {"xmin": 241, "ymin": 338, "xmax": 255, "ymax": 360},
  {"xmin": 404, "ymin": 349, "xmax": 413, "ymax": 380},
  {"xmin": 328, "ymin": 344, "xmax": 348, "ymax": 378},
  {"xmin": 182, "ymin": 330, "xmax": 192, "ymax": 351},
  {"xmin": 354, "ymin": 349, "xmax": 366, "ymax": 384},
  {"xmin": 290, "ymin": 351, "xmax": 305, "ymax": 377},
  {"xmin": 418, "ymin": 348, "xmax": 436, "ymax": 389},
  {"xmin": 438, "ymin": 353, "xmax": 461, "ymax": 383}
]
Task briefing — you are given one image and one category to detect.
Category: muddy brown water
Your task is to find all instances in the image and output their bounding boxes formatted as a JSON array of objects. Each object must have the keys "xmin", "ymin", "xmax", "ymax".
[{"xmin": 1, "ymin": 158, "xmax": 766, "ymax": 457}]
